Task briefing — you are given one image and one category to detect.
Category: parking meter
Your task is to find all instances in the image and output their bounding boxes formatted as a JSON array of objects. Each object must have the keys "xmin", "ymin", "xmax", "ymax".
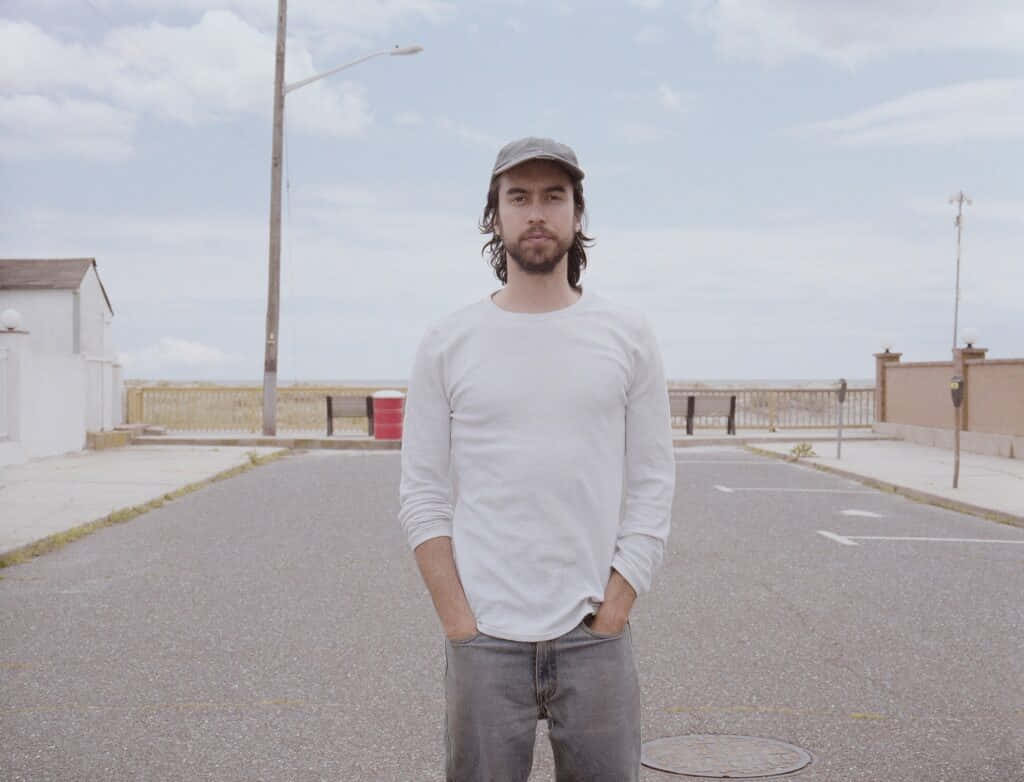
[
  {"xmin": 835, "ymin": 379, "xmax": 848, "ymax": 459},
  {"xmin": 950, "ymin": 376, "xmax": 964, "ymax": 407}
]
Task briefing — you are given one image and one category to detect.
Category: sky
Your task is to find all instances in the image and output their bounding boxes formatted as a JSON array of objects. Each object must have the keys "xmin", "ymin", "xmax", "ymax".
[{"xmin": 2, "ymin": 0, "xmax": 1022, "ymax": 384}]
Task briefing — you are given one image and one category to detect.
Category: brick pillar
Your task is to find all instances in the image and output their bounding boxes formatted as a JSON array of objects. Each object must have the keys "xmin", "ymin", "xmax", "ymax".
[
  {"xmin": 873, "ymin": 351, "xmax": 902, "ymax": 424},
  {"xmin": 952, "ymin": 346, "xmax": 987, "ymax": 431}
]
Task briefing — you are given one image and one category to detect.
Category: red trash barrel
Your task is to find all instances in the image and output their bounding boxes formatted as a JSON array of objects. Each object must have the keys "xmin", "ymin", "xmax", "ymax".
[{"xmin": 372, "ymin": 390, "xmax": 405, "ymax": 440}]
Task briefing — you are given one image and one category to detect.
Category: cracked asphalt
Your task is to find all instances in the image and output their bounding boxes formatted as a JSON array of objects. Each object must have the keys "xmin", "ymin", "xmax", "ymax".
[{"xmin": 1, "ymin": 446, "xmax": 1022, "ymax": 781}]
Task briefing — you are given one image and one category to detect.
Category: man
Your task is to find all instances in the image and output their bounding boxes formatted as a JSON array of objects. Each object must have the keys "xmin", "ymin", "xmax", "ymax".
[{"xmin": 399, "ymin": 137, "xmax": 676, "ymax": 781}]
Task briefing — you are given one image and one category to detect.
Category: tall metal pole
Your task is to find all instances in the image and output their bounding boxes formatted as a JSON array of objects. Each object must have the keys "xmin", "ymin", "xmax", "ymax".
[
  {"xmin": 949, "ymin": 190, "xmax": 971, "ymax": 352},
  {"xmin": 263, "ymin": 0, "xmax": 287, "ymax": 435}
]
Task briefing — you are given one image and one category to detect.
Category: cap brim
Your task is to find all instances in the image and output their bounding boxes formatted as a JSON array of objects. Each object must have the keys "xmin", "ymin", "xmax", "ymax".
[{"xmin": 493, "ymin": 153, "xmax": 584, "ymax": 181}]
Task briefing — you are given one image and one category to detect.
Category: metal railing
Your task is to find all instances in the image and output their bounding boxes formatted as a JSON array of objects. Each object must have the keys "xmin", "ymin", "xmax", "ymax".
[
  {"xmin": 125, "ymin": 385, "xmax": 387, "ymax": 433},
  {"xmin": 125, "ymin": 383, "xmax": 874, "ymax": 434},
  {"xmin": 669, "ymin": 387, "xmax": 873, "ymax": 430}
]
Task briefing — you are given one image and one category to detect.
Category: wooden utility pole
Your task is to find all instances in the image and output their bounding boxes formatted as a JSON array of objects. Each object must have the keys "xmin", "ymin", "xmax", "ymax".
[{"xmin": 262, "ymin": 0, "xmax": 287, "ymax": 435}]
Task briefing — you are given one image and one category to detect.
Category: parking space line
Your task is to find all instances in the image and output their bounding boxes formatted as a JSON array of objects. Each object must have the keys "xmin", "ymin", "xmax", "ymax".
[
  {"xmin": 817, "ymin": 530, "xmax": 1024, "ymax": 546},
  {"xmin": 850, "ymin": 535, "xmax": 1024, "ymax": 544},
  {"xmin": 674, "ymin": 460, "xmax": 788, "ymax": 464},
  {"xmin": 715, "ymin": 486, "xmax": 874, "ymax": 494},
  {"xmin": 817, "ymin": 531, "xmax": 859, "ymax": 546}
]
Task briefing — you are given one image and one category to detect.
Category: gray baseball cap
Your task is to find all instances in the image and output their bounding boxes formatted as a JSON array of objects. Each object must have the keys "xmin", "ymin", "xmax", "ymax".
[{"xmin": 491, "ymin": 136, "xmax": 585, "ymax": 181}]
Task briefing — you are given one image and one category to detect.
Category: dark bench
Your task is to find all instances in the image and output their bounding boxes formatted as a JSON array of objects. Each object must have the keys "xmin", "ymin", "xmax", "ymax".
[
  {"xmin": 669, "ymin": 393, "xmax": 736, "ymax": 435},
  {"xmin": 326, "ymin": 395, "xmax": 374, "ymax": 436}
]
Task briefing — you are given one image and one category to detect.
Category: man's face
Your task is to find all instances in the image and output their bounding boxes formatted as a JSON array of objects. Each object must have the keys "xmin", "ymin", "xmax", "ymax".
[{"xmin": 495, "ymin": 159, "xmax": 580, "ymax": 277}]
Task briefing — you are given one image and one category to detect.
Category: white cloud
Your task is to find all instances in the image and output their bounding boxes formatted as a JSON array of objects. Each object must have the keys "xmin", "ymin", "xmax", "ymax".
[
  {"xmin": 628, "ymin": 0, "xmax": 663, "ymax": 9},
  {"xmin": 633, "ymin": 25, "xmax": 666, "ymax": 45},
  {"xmin": 0, "ymin": 94, "xmax": 137, "ymax": 161},
  {"xmin": 71, "ymin": 0, "xmax": 453, "ymax": 51},
  {"xmin": 0, "ymin": 13, "xmax": 373, "ymax": 153},
  {"xmin": 795, "ymin": 79, "xmax": 1024, "ymax": 146},
  {"xmin": 118, "ymin": 337, "xmax": 243, "ymax": 373},
  {"xmin": 505, "ymin": 18, "xmax": 527, "ymax": 33},
  {"xmin": 394, "ymin": 110, "xmax": 425, "ymax": 126},
  {"xmin": 434, "ymin": 115, "xmax": 501, "ymax": 148},
  {"xmin": 687, "ymin": 0, "xmax": 1024, "ymax": 67},
  {"xmin": 615, "ymin": 122, "xmax": 668, "ymax": 144},
  {"xmin": 656, "ymin": 83, "xmax": 687, "ymax": 113}
]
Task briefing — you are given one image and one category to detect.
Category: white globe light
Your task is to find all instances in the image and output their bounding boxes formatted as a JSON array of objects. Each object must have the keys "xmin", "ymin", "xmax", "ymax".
[
  {"xmin": 1, "ymin": 308, "xmax": 22, "ymax": 330},
  {"xmin": 961, "ymin": 327, "xmax": 980, "ymax": 347},
  {"xmin": 880, "ymin": 339, "xmax": 894, "ymax": 353}
]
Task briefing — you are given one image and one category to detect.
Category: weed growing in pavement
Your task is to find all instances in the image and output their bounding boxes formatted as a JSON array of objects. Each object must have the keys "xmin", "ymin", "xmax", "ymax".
[{"xmin": 787, "ymin": 442, "xmax": 818, "ymax": 461}]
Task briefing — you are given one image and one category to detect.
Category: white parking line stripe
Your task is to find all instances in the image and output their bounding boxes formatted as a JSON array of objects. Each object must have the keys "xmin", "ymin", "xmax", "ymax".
[
  {"xmin": 675, "ymin": 460, "xmax": 789, "ymax": 464},
  {"xmin": 817, "ymin": 531, "xmax": 859, "ymax": 546},
  {"xmin": 719, "ymin": 487, "xmax": 875, "ymax": 494},
  {"xmin": 849, "ymin": 536, "xmax": 1024, "ymax": 544},
  {"xmin": 714, "ymin": 485, "xmax": 734, "ymax": 493},
  {"xmin": 841, "ymin": 510, "xmax": 883, "ymax": 518}
]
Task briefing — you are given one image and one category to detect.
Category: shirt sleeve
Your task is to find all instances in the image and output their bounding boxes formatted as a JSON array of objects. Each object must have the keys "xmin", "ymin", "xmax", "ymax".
[
  {"xmin": 611, "ymin": 316, "xmax": 676, "ymax": 596},
  {"xmin": 398, "ymin": 325, "xmax": 454, "ymax": 550}
]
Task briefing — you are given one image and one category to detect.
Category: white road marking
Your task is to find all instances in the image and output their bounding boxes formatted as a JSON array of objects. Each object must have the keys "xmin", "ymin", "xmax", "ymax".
[
  {"xmin": 850, "ymin": 535, "xmax": 1024, "ymax": 544},
  {"xmin": 714, "ymin": 486, "xmax": 874, "ymax": 494},
  {"xmin": 840, "ymin": 509, "xmax": 883, "ymax": 518},
  {"xmin": 817, "ymin": 530, "xmax": 859, "ymax": 546},
  {"xmin": 714, "ymin": 485, "xmax": 735, "ymax": 493},
  {"xmin": 675, "ymin": 460, "xmax": 784, "ymax": 464},
  {"xmin": 817, "ymin": 531, "xmax": 1024, "ymax": 546}
]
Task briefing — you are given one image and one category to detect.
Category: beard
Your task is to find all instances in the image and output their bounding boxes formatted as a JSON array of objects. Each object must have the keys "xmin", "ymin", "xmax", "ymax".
[{"xmin": 505, "ymin": 230, "xmax": 574, "ymax": 277}]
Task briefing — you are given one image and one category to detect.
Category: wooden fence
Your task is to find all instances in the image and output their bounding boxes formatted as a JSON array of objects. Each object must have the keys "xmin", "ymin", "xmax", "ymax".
[{"xmin": 125, "ymin": 384, "xmax": 874, "ymax": 434}]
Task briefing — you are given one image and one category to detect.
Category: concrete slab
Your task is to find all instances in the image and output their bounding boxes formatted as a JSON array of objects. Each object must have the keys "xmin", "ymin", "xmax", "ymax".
[
  {"xmin": 0, "ymin": 445, "xmax": 289, "ymax": 558},
  {"xmin": 748, "ymin": 439, "xmax": 1024, "ymax": 528}
]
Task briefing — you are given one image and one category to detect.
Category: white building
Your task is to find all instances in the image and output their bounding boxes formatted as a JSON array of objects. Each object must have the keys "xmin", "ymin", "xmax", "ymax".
[{"xmin": 0, "ymin": 258, "xmax": 123, "ymax": 466}]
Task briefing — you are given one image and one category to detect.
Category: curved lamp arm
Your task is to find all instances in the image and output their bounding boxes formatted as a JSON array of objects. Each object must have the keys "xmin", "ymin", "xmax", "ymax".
[{"xmin": 284, "ymin": 45, "xmax": 423, "ymax": 94}]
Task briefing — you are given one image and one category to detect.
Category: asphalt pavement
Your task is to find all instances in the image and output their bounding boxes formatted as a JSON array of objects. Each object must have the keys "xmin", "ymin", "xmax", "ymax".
[{"xmin": 1, "ymin": 447, "xmax": 1021, "ymax": 780}]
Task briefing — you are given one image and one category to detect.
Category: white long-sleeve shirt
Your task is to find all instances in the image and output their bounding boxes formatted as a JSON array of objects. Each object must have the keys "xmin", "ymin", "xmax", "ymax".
[{"xmin": 398, "ymin": 286, "xmax": 676, "ymax": 642}]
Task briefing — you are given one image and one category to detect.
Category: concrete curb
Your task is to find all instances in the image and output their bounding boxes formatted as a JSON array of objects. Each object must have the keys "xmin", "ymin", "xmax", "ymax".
[
  {"xmin": 0, "ymin": 449, "xmax": 292, "ymax": 568},
  {"xmin": 673, "ymin": 434, "xmax": 893, "ymax": 448},
  {"xmin": 743, "ymin": 445, "xmax": 1024, "ymax": 530},
  {"xmin": 132, "ymin": 436, "xmax": 401, "ymax": 450},
  {"xmin": 128, "ymin": 433, "xmax": 892, "ymax": 450}
]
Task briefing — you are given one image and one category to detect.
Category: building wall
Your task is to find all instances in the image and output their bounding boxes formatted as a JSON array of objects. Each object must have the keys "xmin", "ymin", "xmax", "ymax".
[
  {"xmin": 966, "ymin": 360, "xmax": 1024, "ymax": 437},
  {"xmin": 0, "ymin": 331, "xmax": 86, "ymax": 466},
  {"xmin": 884, "ymin": 362, "xmax": 953, "ymax": 429},
  {"xmin": 79, "ymin": 266, "xmax": 112, "ymax": 358},
  {"xmin": 0, "ymin": 290, "xmax": 74, "ymax": 354}
]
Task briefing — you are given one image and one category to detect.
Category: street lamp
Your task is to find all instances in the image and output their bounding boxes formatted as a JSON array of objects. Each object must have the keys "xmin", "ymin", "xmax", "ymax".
[{"xmin": 262, "ymin": 0, "xmax": 422, "ymax": 435}]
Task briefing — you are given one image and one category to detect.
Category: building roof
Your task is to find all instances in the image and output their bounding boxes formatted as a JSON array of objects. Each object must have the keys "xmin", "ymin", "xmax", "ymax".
[{"xmin": 0, "ymin": 258, "xmax": 114, "ymax": 316}]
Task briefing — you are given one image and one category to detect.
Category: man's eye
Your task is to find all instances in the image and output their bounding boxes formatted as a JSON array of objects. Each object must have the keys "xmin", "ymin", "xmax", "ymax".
[{"xmin": 511, "ymin": 195, "xmax": 525, "ymax": 204}]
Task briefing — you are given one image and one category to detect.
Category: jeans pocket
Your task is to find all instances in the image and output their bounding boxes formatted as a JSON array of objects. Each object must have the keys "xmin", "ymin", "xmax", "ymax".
[
  {"xmin": 579, "ymin": 615, "xmax": 627, "ymax": 640},
  {"xmin": 447, "ymin": 631, "xmax": 483, "ymax": 646}
]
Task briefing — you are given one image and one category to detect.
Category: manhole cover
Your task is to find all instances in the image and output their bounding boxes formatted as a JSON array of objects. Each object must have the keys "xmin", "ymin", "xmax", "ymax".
[{"xmin": 641, "ymin": 734, "xmax": 812, "ymax": 778}]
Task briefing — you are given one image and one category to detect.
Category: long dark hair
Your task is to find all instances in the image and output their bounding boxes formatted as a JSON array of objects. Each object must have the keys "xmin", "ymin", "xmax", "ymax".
[{"xmin": 479, "ymin": 173, "xmax": 595, "ymax": 288}]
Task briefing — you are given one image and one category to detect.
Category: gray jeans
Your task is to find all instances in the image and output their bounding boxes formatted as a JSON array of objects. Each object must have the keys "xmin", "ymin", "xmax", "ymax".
[{"xmin": 443, "ymin": 618, "xmax": 641, "ymax": 782}]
